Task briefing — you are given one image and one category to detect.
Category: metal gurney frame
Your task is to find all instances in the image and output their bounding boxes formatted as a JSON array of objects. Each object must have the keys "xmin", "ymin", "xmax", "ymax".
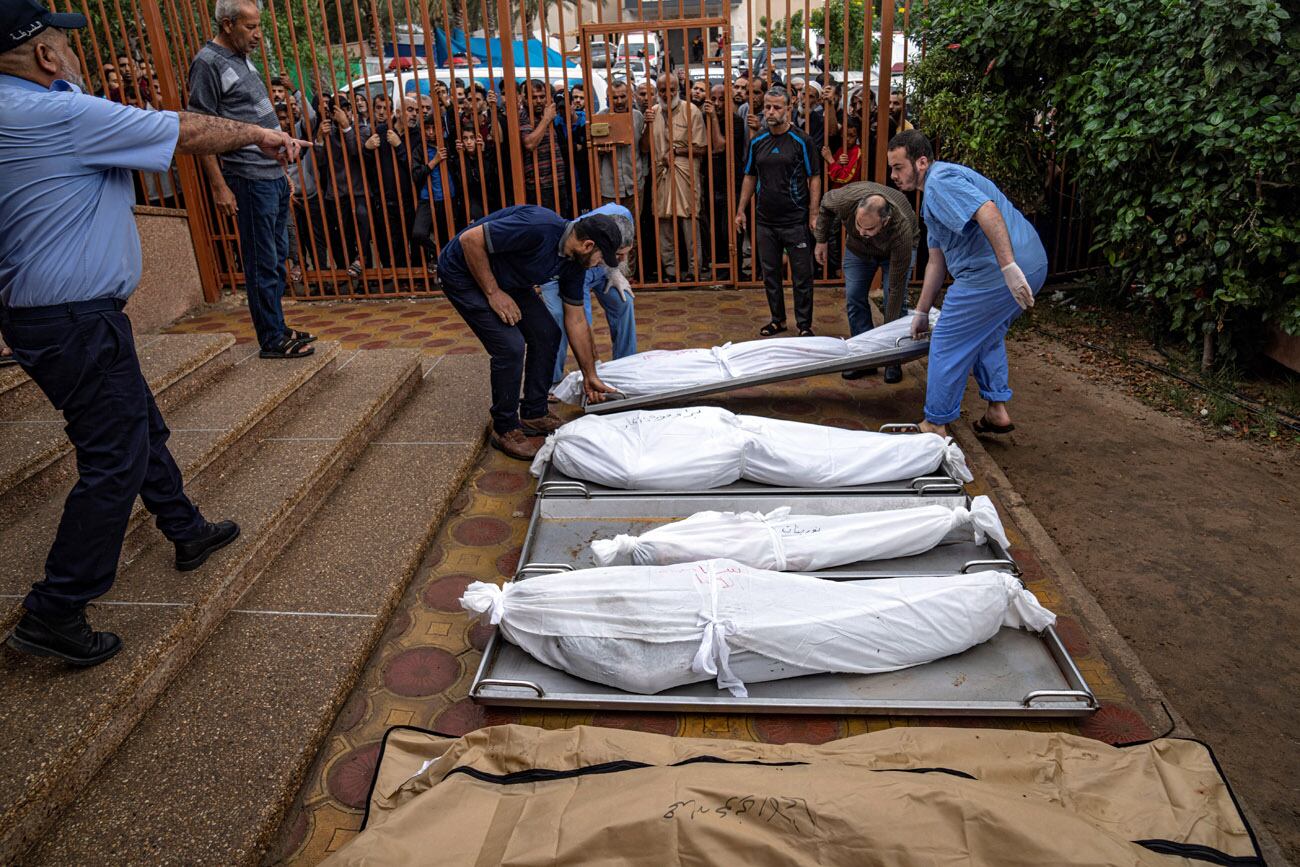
[
  {"xmin": 582, "ymin": 336, "xmax": 930, "ymax": 414},
  {"xmin": 469, "ymin": 488, "xmax": 1097, "ymax": 718}
]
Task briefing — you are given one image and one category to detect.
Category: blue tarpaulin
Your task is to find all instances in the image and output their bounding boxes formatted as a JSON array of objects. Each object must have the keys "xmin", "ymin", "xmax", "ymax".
[{"xmin": 384, "ymin": 27, "xmax": 576, "ymax": 70}]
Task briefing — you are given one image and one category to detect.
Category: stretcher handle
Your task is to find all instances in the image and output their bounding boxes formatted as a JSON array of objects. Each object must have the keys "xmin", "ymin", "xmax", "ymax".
[
  {"xmin": 472, "ymin": 678, "xmax": 547, "ymax": 698},
  {"xmin": 537, "ymin": 480, "xmax": 591, "ymax": 498},
  {"xmin": 960, "ymin": 558, "xmax": 1021, "ymax": 575},
  {"xmin": 1021, "ymin": 689, "xmax": 1098, "ymax": 709},
  {"xmin": 917, "ymin": 483, "xmax": 966, "ymax": 495},
  {"xmin": 516, "ymin": 563, "xmax": 575, "ymax": 578},
  {"xmin": 879, "ymin": 423, "xmax": 921, "ymax": 433},
  {"xmin": 582, "ymin": 389, "xmax": 628, "ymax": 408}
]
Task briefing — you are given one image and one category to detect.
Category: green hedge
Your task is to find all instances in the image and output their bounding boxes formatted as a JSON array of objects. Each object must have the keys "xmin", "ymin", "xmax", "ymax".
[{"xmin": 912, "ymin": 0, "xmax": 1299, "ymax": 362}]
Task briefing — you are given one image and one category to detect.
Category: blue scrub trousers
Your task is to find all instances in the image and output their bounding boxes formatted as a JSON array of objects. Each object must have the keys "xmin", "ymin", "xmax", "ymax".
[
  {"xmin": 229, "ymin": 175, "xmax": 291, "ymax": 351},
  {"xmin": 843, "ymin": 247, "xmax": 916, "ymax": 336},
  {"xmin": 540, "ymin": 272, "xmax": 638, "ymax": 385},
  {"xmin": 0, "ymin": 299, "xmax": 206, "ymax": 616},
  {"xmin": 924, "ymin": 264, "xmax": 1048, "ymax": 425}
]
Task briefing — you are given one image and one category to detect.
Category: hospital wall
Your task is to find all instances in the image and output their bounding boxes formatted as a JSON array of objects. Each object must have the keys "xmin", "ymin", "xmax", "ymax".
[{"xmin": 129, "ymin": 206, "xmax": 206, "ymax": 334}]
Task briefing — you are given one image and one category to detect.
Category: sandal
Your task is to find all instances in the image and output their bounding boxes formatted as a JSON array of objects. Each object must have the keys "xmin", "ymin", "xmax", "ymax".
[
  {"xmin": 0, "ymin": 348, "xmax": 17, "ymax": 368},
  {"xmin": 259, "ymin": 335, "xmax": 315, "ymax": 360},
  {"xmin": 758, "ymin": 320, "xmax": 786, "ymax": 337},
  {"xmin": 287, "ymin": 262, "xmax": 304, "ymax": 290},
  {"xmin": 798, "ymin": 328, "xmax": 815, "ymax": 337},
  {"xmin": 972, "ymin": 416, "xmax": 1016, "ymax": 434},
  {"xmin": 290, "ymin": 329, "xmax": 317, "ymax": 344},
  {"xmin": 346, "ymin": 260, "xmax": 364, "ymax": 289}
]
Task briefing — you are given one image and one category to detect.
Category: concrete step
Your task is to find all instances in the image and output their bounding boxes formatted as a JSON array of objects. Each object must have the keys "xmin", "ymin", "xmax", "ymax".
[
  {"xmin": 0, "ymin": 341, "xmax": 342, "ymax": 625},
  {"xmin": 22, "ymin": 355, "xmax": 489, "ymax": 866},
  {"xmin": 0, "ymin": 348, "xmax": 423, "ymax": 864},
  {"xmin": 0, "ymin": 334, "xmax": 237, "ymax": 526}
]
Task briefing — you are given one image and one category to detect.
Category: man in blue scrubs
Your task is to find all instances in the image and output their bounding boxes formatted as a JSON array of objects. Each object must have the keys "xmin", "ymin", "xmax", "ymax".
[
  {"xmin": 887, "ymin": 130, "xmax": 1047, "ymax": 436},
  {"xmin": 437, "ymin": 205, "xmax": 622, "ymax": 460},
  {"xmin": 0, "ymin": 0, "xmax": 310, "ymax": 665},
  {"xmin": 538, "ymin": 202, "xmax": 638, "ymax": 389}
]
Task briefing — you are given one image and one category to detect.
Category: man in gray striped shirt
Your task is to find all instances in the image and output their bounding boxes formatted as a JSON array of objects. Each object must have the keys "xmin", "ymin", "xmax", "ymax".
[
  {"xmin": 814, "ymin": 180, "xmax": 919, "ymax": 382},
  {"xmin": 187, "ymin": 0, "xmax": 314, "ymax": 359}
]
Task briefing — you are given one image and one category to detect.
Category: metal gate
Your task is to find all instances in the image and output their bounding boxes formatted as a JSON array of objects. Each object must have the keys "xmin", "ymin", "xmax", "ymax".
[{"xmin": 51, "ymin": 0, "xmax": 1097, "ymax": 301}]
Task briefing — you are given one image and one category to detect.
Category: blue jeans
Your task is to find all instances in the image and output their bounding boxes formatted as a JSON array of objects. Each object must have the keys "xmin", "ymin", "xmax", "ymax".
[
  {"xmin": 229, "ymin": 175, "xmax": 290, "ymax": 350},
  {"xmin": 540, "ymin": 270, "xmax": 638, "ymax": 385},
  {"xmin": 924, "ymin": 264, "xmax": 1049, "ymax": 425},
  {"xmin": 0, "ymin": 300, "xmax": 205, "ymax": 616},
  {"xmin": 842, "ymin": 247, "xmax": 916, "ymax": 336}
]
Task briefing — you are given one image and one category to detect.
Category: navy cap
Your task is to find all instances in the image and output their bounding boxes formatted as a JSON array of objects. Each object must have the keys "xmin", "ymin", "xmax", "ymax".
[
  {"xmin": 574, "ymin": 214, "xmax": 622, "ymax": 269},
  {"xmin": 1, "ymin": 0, "xmax": 87, "ymax": 55}
]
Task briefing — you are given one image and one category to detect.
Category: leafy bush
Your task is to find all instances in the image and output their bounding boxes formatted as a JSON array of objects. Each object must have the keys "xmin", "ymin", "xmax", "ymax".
[{"xmin": 912, "ymin": 0, "xmax": 1300, "ymax": 362}]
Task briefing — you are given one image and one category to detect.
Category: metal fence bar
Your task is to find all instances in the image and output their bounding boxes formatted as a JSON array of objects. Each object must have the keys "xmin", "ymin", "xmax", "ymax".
[{"xmin": 56, "ymin": 0, "xmax": 1095, "ymax": 299}]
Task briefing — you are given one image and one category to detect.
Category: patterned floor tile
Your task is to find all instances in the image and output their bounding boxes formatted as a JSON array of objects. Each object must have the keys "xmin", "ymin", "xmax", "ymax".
[{"xmin": 167, "ymin": 291, "xmax": 1152, "ymax": 865}]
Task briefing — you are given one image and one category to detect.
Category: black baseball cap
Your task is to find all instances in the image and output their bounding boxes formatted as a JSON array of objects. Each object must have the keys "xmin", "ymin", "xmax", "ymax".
[
  {"xmin": 573, "ymin": 214, "xmax": 622, "ymax": 267},
  {"xmin": 1, "ymin": 0, "xmax": 87, "ymax": 55}
]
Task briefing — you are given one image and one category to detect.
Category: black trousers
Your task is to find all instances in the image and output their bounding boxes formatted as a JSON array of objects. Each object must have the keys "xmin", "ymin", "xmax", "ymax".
[
  {"xmin": 411, "ymin": 199, "xmax": 455, "ymax": 262},
  {"xmin": 756, "ymin": 222, "xmax": 816, "ymax": 331},
  {"xmin": 373, "ymin": 197, "xmax": 419, "ymax": 268},
  {"xmin": 439, "ymin": 276, "xmax": 560, "ymax": 435},
  {"xmin": 0, "ymin": 299, "xmax": 205, "ymax": 617}
]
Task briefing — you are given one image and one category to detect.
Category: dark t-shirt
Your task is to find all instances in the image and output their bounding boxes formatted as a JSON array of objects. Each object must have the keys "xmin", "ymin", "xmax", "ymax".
[
  {"xmin": 437, "ymin": 205, "xmax": 585, "ymax": 304},
  {"xmin": 743, "ymin": 127, "xmax": 821, "ymax": 227}
]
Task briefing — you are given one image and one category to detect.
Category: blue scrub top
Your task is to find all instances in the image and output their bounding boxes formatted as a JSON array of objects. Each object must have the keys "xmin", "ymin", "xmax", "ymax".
[
  {"xmin": 0, "ymin": 74, "xmax": 180, "ymax": 308},
  {"xmin": 921, "ymin": 161, "xmax": 1046, "ymax": 287}
]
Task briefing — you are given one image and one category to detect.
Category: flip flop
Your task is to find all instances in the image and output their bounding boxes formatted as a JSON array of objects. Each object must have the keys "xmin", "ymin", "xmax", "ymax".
[
  {"xmin": 759, "ymin": 321, "xmax": 786, "ymax": 337},
  {"xmin": 972, "ymin": 416, "xmax": 1016, "ymax": 434}
]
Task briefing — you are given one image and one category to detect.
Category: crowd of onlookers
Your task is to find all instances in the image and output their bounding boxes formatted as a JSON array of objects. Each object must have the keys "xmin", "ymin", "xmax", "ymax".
[{"xmin": 95, "ymin": 52, "xmax": 916, "ymax": 290}]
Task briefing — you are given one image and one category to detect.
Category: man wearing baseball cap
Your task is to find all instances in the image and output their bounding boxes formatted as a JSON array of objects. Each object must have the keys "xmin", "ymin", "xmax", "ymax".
[
  {"xmin": 437, "ymin": 204, "xmax": 622, "ymax": 460},
  {"xmin": 0, "ymin": 1, "xmax": 311, "ymax": 666}
]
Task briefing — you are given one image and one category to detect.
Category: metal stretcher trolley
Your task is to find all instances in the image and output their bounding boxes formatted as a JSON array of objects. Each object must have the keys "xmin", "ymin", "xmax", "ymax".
[
  {"xmin": 583, "ymin": 337, "xmax": 932, "ymax": 414},
  {"xmin": 472, "ymin": 427, "xmax": 1097, "ymax": 717}
]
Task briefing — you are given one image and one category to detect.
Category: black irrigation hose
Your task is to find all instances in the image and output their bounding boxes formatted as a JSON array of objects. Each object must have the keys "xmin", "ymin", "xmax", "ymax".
[{"xmin": 1030, "ymin": 325, "xmax": 1300, "ymax": 436}]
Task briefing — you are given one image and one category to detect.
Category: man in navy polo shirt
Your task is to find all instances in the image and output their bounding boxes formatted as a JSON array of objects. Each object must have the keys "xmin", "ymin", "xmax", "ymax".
[
  {"xmin": 438, "ymin": 205, "xmax": 621, "ymax": 460},
  {"xmin": 0, "ymin": 0, "xmax": 310, "ymax": 666}
]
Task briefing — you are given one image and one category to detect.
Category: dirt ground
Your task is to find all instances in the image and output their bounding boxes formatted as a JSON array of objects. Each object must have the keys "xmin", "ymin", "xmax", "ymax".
[{"xmin": 962, "ymin": 330, "xmax": 1300, "ymax": 861}]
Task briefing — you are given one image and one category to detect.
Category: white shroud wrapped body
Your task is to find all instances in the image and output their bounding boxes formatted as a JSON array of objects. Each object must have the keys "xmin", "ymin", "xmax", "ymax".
[
  {"xmin": 461, "ymin": 560, "xmax": 1055, "ymax": 697},
  {"xmin": 551, "ymin": 310, "xmax": 938, "ymax": 404},
  {"xmin": 530, "ymin": 407, "xmax": 973, "ymax": 490},
  {"xmin": 590, "ymin": 496, "xmax": 1010, "ymax": 569}
]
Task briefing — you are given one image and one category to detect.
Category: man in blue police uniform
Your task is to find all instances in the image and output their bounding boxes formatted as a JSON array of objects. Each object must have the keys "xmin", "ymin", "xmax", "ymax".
[
  {"xmin": 887, "ymin": 129, "xmax": 1047, "ymax": 437},
  {"xmin": 0, "ymin": 0, "xmax": 311, "ymax": 666},
  {"xmin": 437, "ymin": 204, "xmax": 622, "ymax": 460}
]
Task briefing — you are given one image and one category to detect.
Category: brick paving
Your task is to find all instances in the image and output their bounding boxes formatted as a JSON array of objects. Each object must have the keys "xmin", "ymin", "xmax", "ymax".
[{"xmin": 169, "ymin": 289, "xmax": 1153, "ymax": 865}]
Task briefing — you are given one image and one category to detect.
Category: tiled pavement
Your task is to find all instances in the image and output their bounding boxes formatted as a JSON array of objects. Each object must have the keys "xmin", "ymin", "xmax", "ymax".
[{"xmin": 169, "ymin": 289, "xmax": 1154, "ymax": 865}]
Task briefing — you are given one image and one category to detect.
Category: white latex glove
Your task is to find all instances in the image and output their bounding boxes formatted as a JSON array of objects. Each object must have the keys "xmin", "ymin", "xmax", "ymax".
[
  {"xmin": 603, "ymin": 265, "xmax": 635, "ymax": 303},
  {"xmin": 910, "ymin": 310, "xmax": 931, "ymax": 340},
  {"xmin": 1001, "ymin": 261, "xmax": 1034, "ymax": 310}
]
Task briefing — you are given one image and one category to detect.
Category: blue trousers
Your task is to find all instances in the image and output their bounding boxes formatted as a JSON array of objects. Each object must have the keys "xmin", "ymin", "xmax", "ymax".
[
  {"xmin": 540, "ymin": 272, "xmax": 638, "ymax": 385},
  {"xmin": 440, "ymin": 277, "xmax": 560, "ymax": 434},
  {"xmin": 230, "ymin": 175, "xmax": 290, "ymax": 351},
  {"xmin": 843, "ymin": 247, "xmax": 916, "ymax": 336},
  {"xmin": 924, "ymin": 265, "xmax": 1048, "ymax": 424},
  {"xmin": 0, "ymin": 299, "xmax": 206, "ymax": 616}
]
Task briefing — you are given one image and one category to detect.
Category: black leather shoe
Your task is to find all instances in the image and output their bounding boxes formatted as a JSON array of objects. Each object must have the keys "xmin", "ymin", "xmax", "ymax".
[
  {"xmin": 842, "ymin": 367, "xmax": 878, "ymax": 380},
  {"xmin": 174, "ymin": 520, "xmax": 241, "ymax": 572},
  {"xmin": 7, "ymin": 608, "xmax": 122, "ymax": 666},
  {"xmin": 883, "ymin": 364, "xmax": 903, "ymax": 384}
]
